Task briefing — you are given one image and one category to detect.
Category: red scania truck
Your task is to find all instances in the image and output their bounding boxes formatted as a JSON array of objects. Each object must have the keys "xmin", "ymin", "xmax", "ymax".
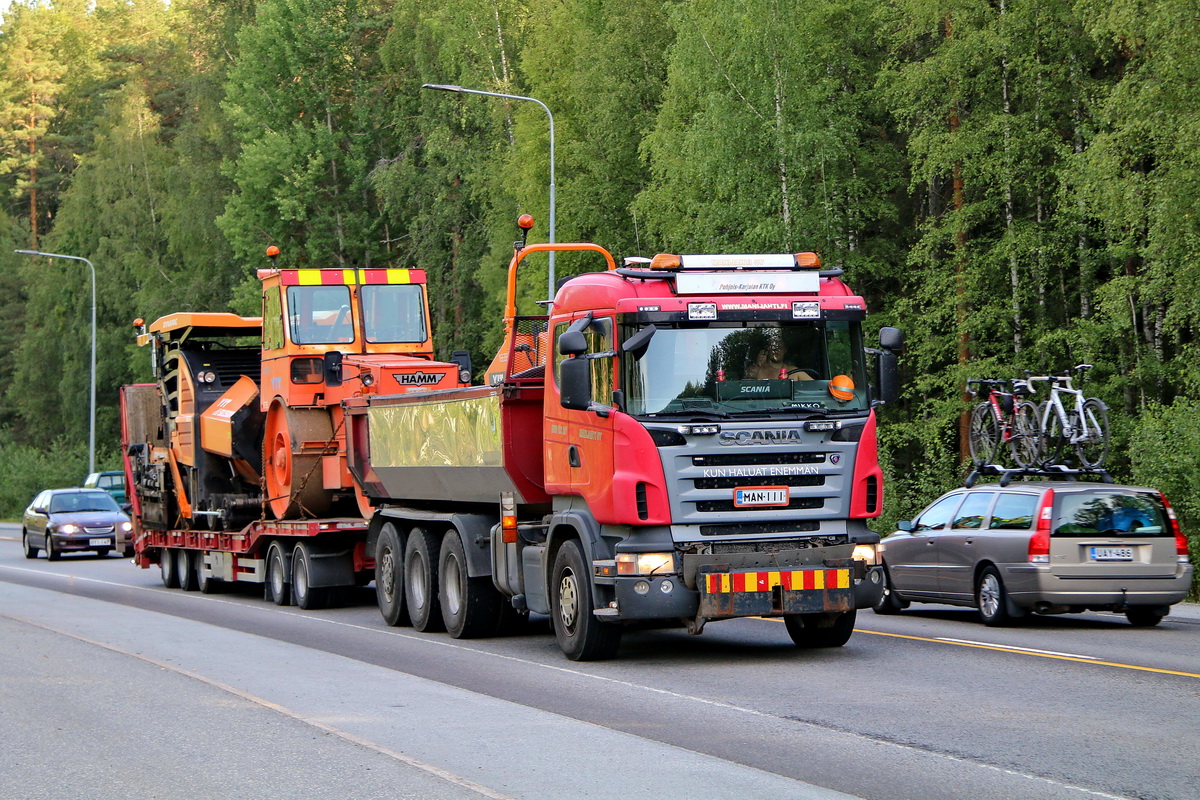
[{"xmin": 347, "ymin": 218, "xmax": 903, "ymax": 660}]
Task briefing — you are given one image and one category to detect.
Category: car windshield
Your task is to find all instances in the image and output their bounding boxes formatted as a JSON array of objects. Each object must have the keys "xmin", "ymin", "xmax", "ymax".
[
  {"xmin": 1054, "ymin": 491, "xmax": 1169, "ymax": 536},
  {"xmin": 620, "ymin": 320, "xmax": 869, "ymax": 417},
  {"xmin": 49, "ymin": 492, "xmax": 120, "ymax": 514}
]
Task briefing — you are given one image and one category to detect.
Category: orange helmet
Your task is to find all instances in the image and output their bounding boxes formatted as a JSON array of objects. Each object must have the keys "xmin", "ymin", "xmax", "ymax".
[{"xmin": 828, "ymin": 374, "xmax": 856, "ymax": 401}]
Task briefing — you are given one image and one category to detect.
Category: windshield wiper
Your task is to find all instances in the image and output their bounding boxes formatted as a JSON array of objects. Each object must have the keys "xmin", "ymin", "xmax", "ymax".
[{"xmin": 646, "ymin": 409, "xmax": 731, "ymax": 420}]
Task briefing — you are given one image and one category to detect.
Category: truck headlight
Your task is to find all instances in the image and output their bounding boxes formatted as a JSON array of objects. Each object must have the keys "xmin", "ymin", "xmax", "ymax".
[
  {"xmin": 852, "ymin": 543, "xmax": 880, "ymax": 566},
  {"xmin": 616, "ymin": 552, "xmax": 675, "ymax": 576}
]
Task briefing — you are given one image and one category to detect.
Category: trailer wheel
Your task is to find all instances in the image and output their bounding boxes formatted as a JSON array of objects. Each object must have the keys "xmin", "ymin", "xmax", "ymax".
[
  {"xmin": 439, "ymin": 530, "xmax": 499, "ymax": 639},
  {"xmin": 264, "ymin": 542, "xmax": 291, "ymax": 606},
  {"xmin": 196, "ymin": 553, "xmax": 222, "ymax": 594},
  {"xmin": 404, "ymin": 527, "xmax": 444, "ymax": 632},
  {"xmin": 784, "ymin": 608, "xmax": 856, "ymax": 648},
  {"xmin": 176, "ymin": 549, "xmax": 198, "ymax": 591},
  {"xmin": 551, "ymin": 540, "xmax": 621, "ymax": 661},
  {"xmin": 160, "ymin": 549, "xmax": 179, "ymax": 588},
  {"xmin": 375, "ymin": 523, "xmax": 407, "ymax": 626},
  {"xmin": 291, "ymin": 542, "xmax": 331, "ymax": 610}
]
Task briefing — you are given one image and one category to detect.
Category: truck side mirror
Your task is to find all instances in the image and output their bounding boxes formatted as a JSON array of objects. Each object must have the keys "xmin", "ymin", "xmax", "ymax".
[
  {"xmin": 877, "ymin": 350, "xmax": 899, "ymax": 405},
  {"xmin": 879, "ymin": 326, "xmax": 904, "ymax": 352},
  {"xmin": 559, "ymin": 357, "xmax": 592, "ymax": 410},
  {"xmin": 324, "ymin": 351, "xmax": 344, "ymax": 388},
  {"xmin": 558, "ymin": 330, "xmax": 587, "ymax": 356},
  {"xmin": 621, "ymin": 324, "xmax": 656, "ymax": 361}
]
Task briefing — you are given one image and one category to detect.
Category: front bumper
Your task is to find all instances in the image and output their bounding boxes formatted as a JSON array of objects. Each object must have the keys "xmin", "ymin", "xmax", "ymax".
[
  {"xmin": 610, "ymin": 563, "xmax": 883, "ymax": 620},
  {"xmin": 49, "ymin": 533, "xmax": 117, "ymax": 552}
]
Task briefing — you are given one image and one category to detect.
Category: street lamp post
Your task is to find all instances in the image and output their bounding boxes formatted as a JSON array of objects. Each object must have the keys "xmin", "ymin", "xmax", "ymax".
[
  {"xmin": 421, "ymin": 83, "xmax": 557, "ymax": 300},
  {"xmin": 14, "ymin": 249, "xmax": 97, "ymax": 474}
]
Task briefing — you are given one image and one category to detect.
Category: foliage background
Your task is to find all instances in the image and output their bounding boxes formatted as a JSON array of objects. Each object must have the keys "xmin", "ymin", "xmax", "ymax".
[{"xmin": 0, "ymin": 0, "xmax": 1196, "ymax": 593}]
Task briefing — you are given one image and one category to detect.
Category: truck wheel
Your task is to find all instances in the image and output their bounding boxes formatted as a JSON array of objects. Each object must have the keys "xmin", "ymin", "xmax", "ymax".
[
  {"xmin": 404, "ymin": 527, "xmax": 444, "ymax": 632},
  {"xmin": 551, "ymin": 540, "xmax": 621, "ymax": 661},
  {"xmin": 264, "ymin": 542, "xmax": 291, "ymax": 606},
  {"xmin": 784, "ymin": 608, "xmax": 856, "ymax": 648},
  {"xmin": 292, "ymin": 542, "xmax": 330, "ymax": 610},
  {"xmin": 22, "ymin": 530, "xmax": 38, "ymax": 559},
  {"xmin": 176, "ymin": 549, "xmax": 198, "ymax": 591},
  {"xmin": 160, "ymin": 549, "xmax": 179, "ymax": 588},
  {"xmin": 439, "ymin": 530, "xmax": 500, "ymax": 639},
  {"xmin": 196, "ymin": 553, "xmax": 222, "ymax": 594},
  {"xmin": 375, "ymin": 523, "xmax": 408, "ymax": 626}
]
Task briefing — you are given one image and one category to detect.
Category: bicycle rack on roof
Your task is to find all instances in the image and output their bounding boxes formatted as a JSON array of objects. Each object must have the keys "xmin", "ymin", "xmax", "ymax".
[{"xmin": 964, "ymin": 463, "xmax": 1114, "ymax": 489}]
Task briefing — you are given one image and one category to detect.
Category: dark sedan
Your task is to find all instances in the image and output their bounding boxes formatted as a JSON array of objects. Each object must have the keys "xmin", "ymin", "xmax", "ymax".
[{"xmin": 22, "ymin": 488, "xmax": 133, "ymax": 560}]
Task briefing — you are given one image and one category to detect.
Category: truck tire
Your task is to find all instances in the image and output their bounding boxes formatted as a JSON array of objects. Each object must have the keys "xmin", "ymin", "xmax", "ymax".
[
  {"xmin": 160, "ymin": 549, "xmax": 179, "ymax": 588},
  {"xmin": 404, "ymin": 527, "xmax": 444, "ymax": 632},
  {"xmin": 784, "ymin": 608, "xmax": 856, "ymax": 648},
  {"xmin": 292, "ymin": 542, "xmax": 331, "ymax": 610},
  {"xmin": 176, "ymin": 549, "xmax": 198, "ymax": 591},
  {"xmin": 375, "ymin": 523, "xmax": 408, "ymax": 626},
  {"xmin": 551, "ymin": 540, "xmax": 621, "ymax": 661},
  {"xmin": 196, "ymin": 553, "xmax": 222, "ymax": 594},
  {"xmin": 264, "ymin": 542, "xmax": 291, "ymax": 606},
  {"xmin": 439, "ymin": 529, "xmax": 500, "ymax": 639}
]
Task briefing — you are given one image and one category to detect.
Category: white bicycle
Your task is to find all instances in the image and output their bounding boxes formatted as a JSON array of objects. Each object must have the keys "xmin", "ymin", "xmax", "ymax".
[{"xmin": 1026, "ymin": 365, "xmax": 1110, "ymax": 469}]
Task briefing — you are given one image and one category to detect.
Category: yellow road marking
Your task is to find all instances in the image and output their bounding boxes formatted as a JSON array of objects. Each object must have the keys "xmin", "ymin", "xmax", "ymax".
[{"xmin": 857, "ymin": 628, "xmax": 1200, "ymax": 680}]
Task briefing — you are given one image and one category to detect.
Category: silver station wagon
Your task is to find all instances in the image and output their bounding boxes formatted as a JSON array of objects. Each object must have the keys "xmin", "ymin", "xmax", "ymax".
[{"xmin": 874, "ymin": 482, "xmax": 1193, "ymax": 626}]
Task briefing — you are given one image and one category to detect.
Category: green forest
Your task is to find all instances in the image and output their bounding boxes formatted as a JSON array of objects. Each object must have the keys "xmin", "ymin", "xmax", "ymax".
[{"xmin": 0, "ymin": 0, "xmax": 1197, "ymax": 572}]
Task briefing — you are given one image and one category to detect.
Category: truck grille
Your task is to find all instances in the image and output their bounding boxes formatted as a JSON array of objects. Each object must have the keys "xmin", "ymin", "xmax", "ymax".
[{"xmin": 698, "ymin": 522, "xmax": 821, "ymax": 537}]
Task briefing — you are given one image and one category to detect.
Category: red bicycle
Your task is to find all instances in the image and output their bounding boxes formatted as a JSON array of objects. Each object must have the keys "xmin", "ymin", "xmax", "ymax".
[{"xmin": 966, "ymin": 378, "xmax": 1039, "ymax": 468}]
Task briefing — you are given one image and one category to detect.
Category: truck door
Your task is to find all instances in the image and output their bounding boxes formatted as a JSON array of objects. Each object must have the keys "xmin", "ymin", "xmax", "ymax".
[{"xmin": 545, "ymin": 315, "xmax": 616, "ymax": 499}]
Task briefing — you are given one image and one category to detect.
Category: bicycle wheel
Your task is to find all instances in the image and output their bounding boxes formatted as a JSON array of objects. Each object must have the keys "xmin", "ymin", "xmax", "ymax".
[
  {"xmin": 1040, "ymin": 402, "xmax": 1066, "ymax": 467},
  {"xmin": 1075, "ymin": 397, "xmax": 1110, "ymax": 469},
  {"xmin": 1009, "ymin": 400, "xmax": 1041, "ymax": 468},
  {"xmin": 968, "ymin": 402, "xmax": 1000, "ymax": 466}
]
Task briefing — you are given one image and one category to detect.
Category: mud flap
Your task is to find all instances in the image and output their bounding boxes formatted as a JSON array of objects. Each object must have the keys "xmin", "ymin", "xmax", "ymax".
[{"xmin": 698, "ymin": 566, "xmax": 854, "ymax": 620}]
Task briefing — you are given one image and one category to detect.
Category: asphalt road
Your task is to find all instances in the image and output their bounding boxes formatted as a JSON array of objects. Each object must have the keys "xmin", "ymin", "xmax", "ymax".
[{"xmin": 2, "ymin": 522, "xmax": 1198, "ymax": 800}]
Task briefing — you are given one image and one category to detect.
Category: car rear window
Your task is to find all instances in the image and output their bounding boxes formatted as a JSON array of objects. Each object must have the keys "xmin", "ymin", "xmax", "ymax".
[
  {"xmin": 1053, "ymin": 491, "xmax": 1168, "ymax": 536},
  {"xmin": 988, "ymin": 493, "xmax": 1038, "ymax": 530}
]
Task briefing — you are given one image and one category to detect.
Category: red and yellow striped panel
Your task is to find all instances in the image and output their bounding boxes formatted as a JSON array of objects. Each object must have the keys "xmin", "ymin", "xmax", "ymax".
[
  {"xmin": 703, "ymin": 568, "xmax": 850, "ymax": 594},
  {"xmin": 279, "ymin": 268, "xmax": 427, "ymax": 286}
]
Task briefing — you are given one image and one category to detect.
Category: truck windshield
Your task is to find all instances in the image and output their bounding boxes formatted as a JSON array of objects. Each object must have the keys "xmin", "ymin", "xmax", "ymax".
[
  {"xmin": 361, "ymin": 284, "xmax": 427, "ymax": 343},
  {"xmin": 287, "ymin": 285, "xmax": 353, "ymax": 344},
  {"xmin": 620, "ymin": 321, "xmax": 869, "ymax": 416}
]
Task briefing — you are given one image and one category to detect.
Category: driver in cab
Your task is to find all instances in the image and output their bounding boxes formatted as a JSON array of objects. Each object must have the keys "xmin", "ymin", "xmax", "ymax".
[{"xmin": 746, "ymin": 335, "xmax": 813, "ymax": 381}]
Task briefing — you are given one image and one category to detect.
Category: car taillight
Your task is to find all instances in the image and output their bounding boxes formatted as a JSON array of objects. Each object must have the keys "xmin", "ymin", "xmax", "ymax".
[
  {"xmin": 1160, "ymin": 493, "xmax": 1190, "ymax": 561},
  {"xmin": 1028, "ymin": 489, "xmax": 1054, "ymax": 564}
]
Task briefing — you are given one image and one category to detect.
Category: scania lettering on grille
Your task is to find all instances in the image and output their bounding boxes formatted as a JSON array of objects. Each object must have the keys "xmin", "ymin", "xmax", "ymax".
[
  {"xmin": 718, "ymin": 429, "xmax": 803, "ymax": 445},
  {"xmin": 393, "ymin": 372, "xmax": 443, "ymax": 387}
]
